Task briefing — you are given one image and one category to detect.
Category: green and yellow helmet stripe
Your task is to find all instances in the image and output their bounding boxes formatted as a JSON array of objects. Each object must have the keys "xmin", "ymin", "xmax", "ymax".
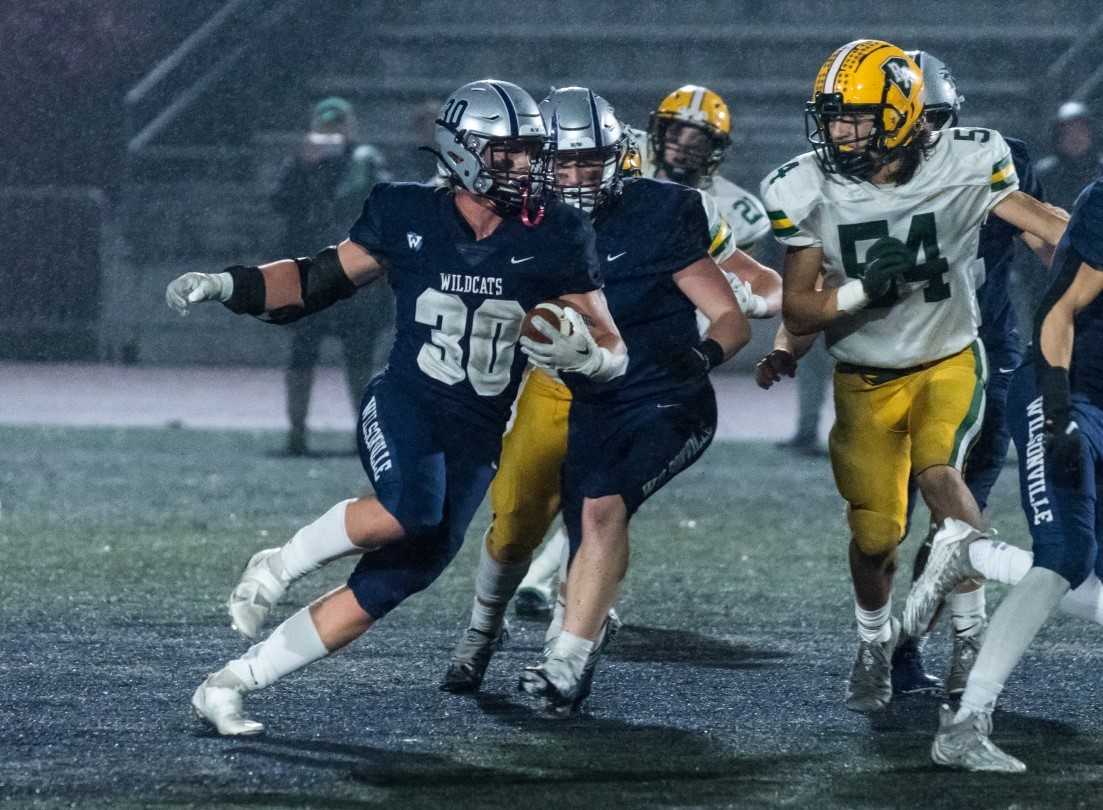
[
  {"xmin": 767, "ymin": 209, "xmax": 799, "ymax": 238},
  {"xmin": 990, "ymin": 155, "xmax": 1017, "ymax": 192}
]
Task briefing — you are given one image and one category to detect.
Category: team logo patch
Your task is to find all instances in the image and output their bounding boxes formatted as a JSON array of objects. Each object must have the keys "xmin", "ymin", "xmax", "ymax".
[
  {"xmin": 881, "ymin": 56, "xmax": 916, "ymax": 97},
  {"xmin": 407, "ymin": 231, "xmax": 423, "ymax": 252}
]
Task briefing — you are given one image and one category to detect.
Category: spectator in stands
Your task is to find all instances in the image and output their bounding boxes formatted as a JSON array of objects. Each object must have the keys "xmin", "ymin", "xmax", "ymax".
[
  {"xmin": 272, "ymin": 97, "xmax": 393, "ymax": 456},
  {"xmin": 1036, "ymin": 100, "xmax": 1103, "ymax": 208}
]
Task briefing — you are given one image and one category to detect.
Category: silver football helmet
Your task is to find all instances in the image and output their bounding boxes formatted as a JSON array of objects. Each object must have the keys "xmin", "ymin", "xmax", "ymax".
[
  {"xmin": 430, "ymin": 79, "xmax": 547, "ymax": 217},
  {"xmin": 908, "ymin": 50, "xmax": 964, "ymax": 130},
  {"xmin": 539, "ymin": 87, "xmax": 627, "ymax": 213}
]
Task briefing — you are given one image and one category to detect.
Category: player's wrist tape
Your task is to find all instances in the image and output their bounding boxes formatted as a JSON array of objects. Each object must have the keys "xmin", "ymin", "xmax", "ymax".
[
  {"xmin": 835, "ymin": 279, "xmax": 869, "ymax": 314},
  {"xmin": 697, "ymin": 338, "xmax": 725, "ymax": 371},
  {"xmin": 222, "ymin": 266, "xmax": 265, "ymax": 314},
  {"xmin": 1038, "ymin": 363, "xmax": 1072, "ymax": 420}
]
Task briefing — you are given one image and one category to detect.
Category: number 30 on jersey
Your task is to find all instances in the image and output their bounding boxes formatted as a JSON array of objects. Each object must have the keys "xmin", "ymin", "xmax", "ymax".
[{"xmin": 414, "ymin": 289, "xmax": 524, "ymax": 396}]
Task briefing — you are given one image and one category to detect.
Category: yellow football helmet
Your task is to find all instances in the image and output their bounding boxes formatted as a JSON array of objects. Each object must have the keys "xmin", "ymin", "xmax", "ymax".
[
  {"xmin": 648, "ymin": 85, "xmax": 732, "ymax": 185},
  {"xmin": 805, "ymin": 40, "xmax": 925, "ymax": 179}
]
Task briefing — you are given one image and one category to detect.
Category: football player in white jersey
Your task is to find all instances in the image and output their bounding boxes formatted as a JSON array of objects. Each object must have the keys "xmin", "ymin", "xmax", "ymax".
[
  {"xmin": 762, "ymin": 39, "xmax": 1067, "ymax": 713},
  {"xmin": 511, "ymin": 84, "xmax": 782, "ymax": 616}
]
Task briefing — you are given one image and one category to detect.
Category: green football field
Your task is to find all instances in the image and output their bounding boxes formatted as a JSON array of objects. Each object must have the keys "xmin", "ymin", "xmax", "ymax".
[{"xmin": 2, "ymin": 425, "xmax": 1101, "ymax": 809}]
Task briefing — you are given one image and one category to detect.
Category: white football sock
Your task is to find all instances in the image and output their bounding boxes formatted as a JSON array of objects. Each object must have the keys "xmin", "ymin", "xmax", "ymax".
[
  {"xmin": 469, "ymin": 540, "xmax": 530, "ymax": 634},
  {"xmin": 949, "ymin": 587, "xmax": 986, "ymax": 637},
  {"xmin": 1060, "ymin": 574, "xmax": 1103, "ymax": 625},
  {"xmin": 518, "ymin": 527, "xmax": 567, "ymax": 592},
  {"xmin": 957, "ymin": 567, "xmax": 1069, "ymax": 718},
  {"xmin": 222, "ymin": 606, "xmax": 328, "ymax": 691},
  {"xmin": 967, "ymin": 538, "xmax": 1032, "ymax": 585},
  {"xmin": 277, "ymin": 499, "xmax": 359, "ymax": 583},
  {"xmin": 855, "ymin": 598, "xmax": 892, "ymax": 643}
]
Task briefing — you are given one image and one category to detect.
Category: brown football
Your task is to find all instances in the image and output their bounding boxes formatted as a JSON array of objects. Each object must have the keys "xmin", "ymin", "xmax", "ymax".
[{"xmin": 521, "ymin": 298, "xmax": 574, "ymax": 344}]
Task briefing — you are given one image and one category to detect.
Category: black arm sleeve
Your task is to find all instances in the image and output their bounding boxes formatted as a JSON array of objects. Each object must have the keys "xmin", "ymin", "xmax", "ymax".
[
  {"xmin": 221, "ymin": 248, "xmax": 356, "ymax": 324},
  {"xmin": 260, "ymin": 247, "xmax": 356, "ymax": 325}
]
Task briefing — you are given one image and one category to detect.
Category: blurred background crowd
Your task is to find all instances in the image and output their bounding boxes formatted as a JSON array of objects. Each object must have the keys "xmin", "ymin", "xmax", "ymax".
[{"xmin": 3, "ymin": 0, "xmax": 1103, "ymax": 451}]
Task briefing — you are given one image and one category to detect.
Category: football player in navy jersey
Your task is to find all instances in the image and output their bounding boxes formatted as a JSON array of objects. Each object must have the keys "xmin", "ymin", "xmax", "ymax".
[
  {"xmin": 165, "ymin": 79, "xmax": 626, "ymax": 736},
  {"xmin": 915, "ymin": 177, "xmax": 1103, "ymax": 772},
  {"xmin": 498, "ymin": 87, "xmax": 750, "ymax": 715}
]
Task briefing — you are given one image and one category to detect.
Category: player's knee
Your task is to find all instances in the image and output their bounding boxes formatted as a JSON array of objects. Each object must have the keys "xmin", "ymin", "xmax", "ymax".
[
  {"xmin": 484, "ymin": 517, "xmax": 545, "ymax": 564},
  {"xmin": 849, "ymin": 508, "xmax": 904, "ymax": 557},
  {"xmin": 582, "ymin": 496, "xmax": 627, "ymax": 534}
]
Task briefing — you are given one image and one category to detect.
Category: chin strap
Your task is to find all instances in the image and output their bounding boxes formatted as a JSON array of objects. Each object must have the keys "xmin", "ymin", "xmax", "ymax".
[{"xmin": 519, "ymin": 180, "xmax": 545, "ymax": 228}]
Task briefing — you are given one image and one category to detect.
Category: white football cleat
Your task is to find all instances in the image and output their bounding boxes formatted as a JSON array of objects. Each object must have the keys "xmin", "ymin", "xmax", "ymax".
[
  {"xmin": 931, "ymin": 704, "xmax": 1025, "ymax": 773},
  {"xmin": 903, "ymin": 519, "xmax": 985, "ymax": 638},
  {"xmin": 228, "ymin": 548, "xmax": 288, "ymax": 641},
  {"xmin": 191, "ymin": 673, "xmax": 264, "ymax": 736}
]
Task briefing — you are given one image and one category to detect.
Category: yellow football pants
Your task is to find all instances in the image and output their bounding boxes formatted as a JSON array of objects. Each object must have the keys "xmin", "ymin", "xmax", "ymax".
[
  {"xmin": 829, "ymin": 342, "xmax": 987, "ymax": 556},
  {"xmin": 485, "ymin": 368, "xmax": 572, "ymax": 563}
]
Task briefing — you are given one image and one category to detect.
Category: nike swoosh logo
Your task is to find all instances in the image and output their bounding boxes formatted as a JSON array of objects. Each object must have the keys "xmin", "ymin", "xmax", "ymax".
[
  {"xmin": 511, "ymin": 256, "xmax": 535, "ymax": 264},
  {"xmin": 576, "ymin": 347, "xmax": 591, "ymax": 356},
  {"xmin": 656, "ymin": 404, "xmax": 680, "ymax": 409},
  {"xmin": 996, "ymin": 366, "xmax": 1017, "ymax": 374},
  {"xmin": 607, "ymin": 252, "xmax": 627, "ymax": 261}
]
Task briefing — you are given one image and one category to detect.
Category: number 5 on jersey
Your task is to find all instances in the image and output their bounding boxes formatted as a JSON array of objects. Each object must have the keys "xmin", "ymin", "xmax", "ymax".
[{"xmin": 838, "ymin": 212, "xmax": 951, "ymax": 306}]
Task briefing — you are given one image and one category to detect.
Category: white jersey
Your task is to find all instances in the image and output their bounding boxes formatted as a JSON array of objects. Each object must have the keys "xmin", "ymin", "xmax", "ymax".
[
  {"xmin": 625, "ymin": 124, "xmax": 769, "ymax": 261},
  {"xmin": 761, "ymin": 128, "xmax": 1019, "ymax": 368}
]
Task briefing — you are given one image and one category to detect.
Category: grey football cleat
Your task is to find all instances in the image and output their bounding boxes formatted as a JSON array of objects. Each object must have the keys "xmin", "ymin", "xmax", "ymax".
[
  {"xmin": 228, "ymin": 548, "xmax": 289, "ymax": 641},
  {"xmin": 903, "ymin": 519, "xmax": 985, "ymax": 638},
  {"xmin": 191, "ymin": 672, "xmax": 264, "ymax": 736},
  {"xmin": 522, "ymin": 615, "xmax": 615, "ymax": 716},
  {"xmin": 440, "ymin": 621, "xmax": 510, "ymax": 693},
  {"xmin": 845, "ymin": 617, "xmax": 899, "ymax": 713},
  {"xmin": 931, "ymin": 704, "xmax": 1025, "ymax": 773},
  {"xmin": 946, "ymin": 625, "xmax": 986, "ymax": 697}
]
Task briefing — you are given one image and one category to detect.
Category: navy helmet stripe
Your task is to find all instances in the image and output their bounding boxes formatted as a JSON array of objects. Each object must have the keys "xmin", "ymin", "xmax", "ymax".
[
  {"xmin": 588, "ymin": 89, "xmax": 603, "ymax": 148},
  {"xmin": 488, "ymin": 82, "xmax": 519, "ymax": 136}
]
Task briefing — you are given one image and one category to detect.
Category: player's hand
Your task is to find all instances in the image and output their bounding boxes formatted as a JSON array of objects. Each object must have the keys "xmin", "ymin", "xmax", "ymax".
[
  {"xmin": 660, "ymin": 338, "xmax": 724, "ymax": 381},
  {"xmin": 520, "ymin": 307, "xmax": 599, "ymax": 374},
  {"xmin": 754, "ymin": 349, "xmax": 797, "ymax": 389},
  {"xmin": 726, "ymin": 273, "xmax": 768, "ymax": 318},
  {"xmin": 165, "ymin": 272, "xmax": 232, "ymax": 316},
  {"xmin": 1044, "ymin": 409, "xmax": 1083, "ymax": 487},
  {"xmin": 862, "ymin": 236, "xmax": 913, "ymax": 300}
]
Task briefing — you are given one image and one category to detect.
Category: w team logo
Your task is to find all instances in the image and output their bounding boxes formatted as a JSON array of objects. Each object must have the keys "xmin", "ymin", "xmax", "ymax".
[
  {"xmin": 881, "ymin": 56, "xmax": 916, "ymax": 97},
  {"xmin": 407, "ymin": 231, "xmax": 423, "ymax": 252}
]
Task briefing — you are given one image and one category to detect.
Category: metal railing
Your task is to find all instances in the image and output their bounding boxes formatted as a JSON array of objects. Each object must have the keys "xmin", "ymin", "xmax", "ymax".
[
  {"xmin": 124, "ymin": 0, "xmax": 306, "ymax": 155},
  {"xmin": 1043, "ymin": 8, "xmax": 1103, "ymax": 107}
]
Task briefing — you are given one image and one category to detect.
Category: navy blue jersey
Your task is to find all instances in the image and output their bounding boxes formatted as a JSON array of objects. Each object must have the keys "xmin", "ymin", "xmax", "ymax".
[
  {"xmin": 976, "ymin": 137, "xmax": 1044, "ymax": 353},
  {"xmin": 349, "ymin": 182, "xmax": 601, "ymax": 426},
  {"xmin": 1039, "ymin": 179, "xmax": 1103, "ymax": 407},
  {"xmin": 565, "ymin": 177, "xmax": 711, "ymax": 403}
]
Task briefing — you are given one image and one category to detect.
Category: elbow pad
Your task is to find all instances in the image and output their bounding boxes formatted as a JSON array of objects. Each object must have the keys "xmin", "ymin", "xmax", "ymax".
[{"xmin": 233, "ymin": 247, "xmax": 357, "ymax": 325}]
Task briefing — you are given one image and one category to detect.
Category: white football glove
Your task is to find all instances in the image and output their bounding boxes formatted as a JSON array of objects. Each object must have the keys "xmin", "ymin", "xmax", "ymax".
[
  {"xmin": 520, "ymin": 307, "xmax": 626, "ymax": 381},
  {"xmin": 165, "ymin": 271, "xmax": 233, "ymax": 316},
  {"xmin": 726, "ymin": 272, "xmax": 768, "ymax": 318}
]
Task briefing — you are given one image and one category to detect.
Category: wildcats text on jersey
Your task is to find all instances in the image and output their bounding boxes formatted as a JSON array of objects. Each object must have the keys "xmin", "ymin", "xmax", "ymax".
[{"xmin": 439, "ymin": 273, "xmax": 505, "ymax": 296}]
